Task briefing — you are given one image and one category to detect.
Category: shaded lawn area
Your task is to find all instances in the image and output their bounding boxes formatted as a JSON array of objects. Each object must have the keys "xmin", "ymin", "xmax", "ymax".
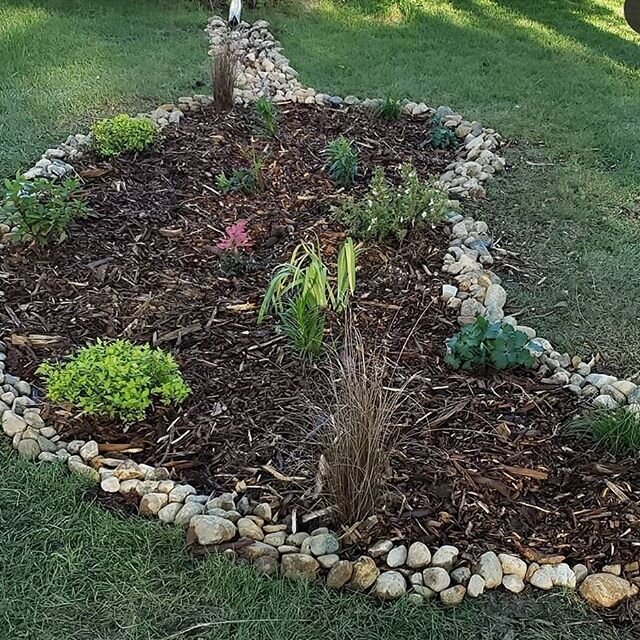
[
  {"xmin": 0, "ymin": 445, "xmax": 636, "ymax": 640},
  {"xmin": 0, "ymin": 0, "xmax": 208, "ymax": 177},
  {"xmin": 256, "ymin": 0, "xmax": 640, "ymax": 374}
]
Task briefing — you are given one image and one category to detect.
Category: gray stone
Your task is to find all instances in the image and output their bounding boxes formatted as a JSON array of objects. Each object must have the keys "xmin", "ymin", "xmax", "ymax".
[
  {"xmin": 242, "ymin": 542, "xmax": 280, "ymax": 561},
  {"xmin": 286, "ymin": 532, "xmax": 309, "ymax": 547},
  {"xmin": 16, "ymin": 380, "xmax": 32, "ymax": 396},
  {"xmin": 484, "ymin": 284, "xmax": 507, "ymax": 320},
  {"xmin": 573, "ymin": 563, "xmax": 589, "ymax": 585},
  {"xmin": 100, "ymin": 475, "xmax": 121, "ymax": 493},
  {"xmin": 2, "ymin": 411, "xmax": 26, "ymax": 437},
  {"xmin": 189, "ymin": 515, "xmax": 237, "ymax": 545},
  {"xmin": 174, "ymin": 501, "xmax": 205, "ymax": 526},
  {"xmin": 593, "ymin": 394, "xmax": 618, "ymax": 409},
  {"xmin": 422, "ymin": 567, "xmax": 450, "ymax": 592},
  {"xmin": 158, "ymin": 502, "xmax": 183, "ymax": 524},
  {"xmin": 502, "ymin": 575, "xmax": 525, "ymax": 593},
  {"xmin": 37, "ymin": 436, "xmax": 57, "ymax": 453},
  {"xmin": 467, "ymin": 574, "xmax": 485, "ymax": 598},
  {"xmin": 207, "ymin": 493, "xmax": 236, "ymax": 511},
  {"xmin": 451, "ymin": 566, "xmax": 471, "ymax": 585},
  {"xmin": 474, "ymin": 551, "xmax": 502, "ymax": 589},
  {"xmin": 168, "ymin": 484, "xmax": 197, "ymax": 503},
  {"xmin": 38, "ymin": 452, "xmax": 59, "ymax": 463},
  {"xmin": 386, "ymin": 545, "xmax": 407, "ymax": 568},
  {"xmin": 406, "ymin": 542, "xmax": 431, "ymax": 569},
  {"xmin": 253, "ymin": 502, "xmax": 272, "ymax": 522},
  {"xmin": 281, "ymin": 553, "xmax": 319, "ymax": 581},
  {"xmin": 254, "ymin": 555, "xmax": 279, "ymax": 576},
  {"xmin": 431, "ymin": 545, "xmax": 459, "ymax": 570},
  {"xmin": 23, "ymin": 411, "xmax": 45, "ymax": 429},
  {"xmin": 263, "ymin": 531, "xmax": 287, "ymax": 547},
  {"xmin": 79, "ymin": 440, "xmax": 99, "ymax": 462},
  {"xmin": 67, "ymin": 440, "xmax": 85, "ymax": 454},
  {"xmin": 67, "ymin": 455, "xmax": 100, "ymax": 483},
  {"xmin": 17, "ymin": 438, "xmax": 40, "ymax": 460},
  {"xmin": 440, "ymin": 585, "xmax": 466, "ymax": 606},
  {"xmin": 307, "ymin": 533, "xmax": 339, "ymax": 557},
  {"xmin": 368, "ymin": 539, "xmax": 393, "ymax": 558},
  {"xmin": 327, "ymin": 560, "xmax": 353, "ymax": 589},
  {"xmin": 585, "ymin": 373, "xmax": 618, "ymax": 389},
  {"xmin": 139, "ymin": 492, "xmax": 169, "ymax": 516},
  {"xmin": 373, "ymin": 571, "xmax": 407, "ymax": 600}
]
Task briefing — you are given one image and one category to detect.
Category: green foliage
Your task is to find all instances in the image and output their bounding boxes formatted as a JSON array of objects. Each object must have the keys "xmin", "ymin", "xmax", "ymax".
[
  {"xmin": 334, "ymin": 163, "xmax": 449, "ymax": 241},
  {"xmin": 430, "ymin": 125, "xmax": 457, "ymax": 150},
  {"xmin": 376, "ymin": 96, "xmax": 402, "ymax": 122},
  {"xmin": 254, "ymin": 98, "xmax": 278, "ymax": 137},
  {"xmin": 325, "ymin": 137, "xmax": 359, "ymax": 188},
  {"xmin": 0, "ymin": 176, "xmax": 89, "ymax": 244},
  {"xmin": 568, "ymin": 408, "xmax": 640, "ymax": 456},
  {"xmin": 446, "ymin": 316, "xmax": 536, "ymax": 371},
  {"xmin": 37, "ymin": 339, "xmax": 190, "ymax": 423},
  {"xmin": 279, "ymin": 292, "xmax": 326, "ymax": 360},
  {"xmin": 91, "ymin": 114, "xmax": 158, "ymax": 158},
  {"xmin": 258, "ymin": 237, "xmax": 358, "ymax": 323},
  {"xmin": 216, "ymin": 152, "xmax": 265, "ymax": 194}
]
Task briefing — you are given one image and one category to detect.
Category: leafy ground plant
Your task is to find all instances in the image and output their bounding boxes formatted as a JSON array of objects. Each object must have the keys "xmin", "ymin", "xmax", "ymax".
[
  {"xmin": 37, "ymin": 339, "xmax": 190, "ymax": 423},
  {"xmin": 216, "ymin": 152, "xmax": 266, "ymax": 194},
  {"xmin": 446, "ymin": 315, "xmax": 537, "ymax": 371},
  {"xmin": 0, "ymin": 176, "xmax": 89, "ymax": 244},
  {"xmin": 254, "ymin": 97, "xmax": 278, "ymax": 137},
  {"xmin": 215, "ymin": 219, "xmax": 253, "ymax": 275},
  {"xmin": 375, "ymin": 96, "xmax": 402, "ymax": 122},
  {"xmin": 335, "ymin": 162, "xmax": 449, "ymax": 241},
  {"xmin": 430, "ymin": 125, "xmax": 457, "ymax": 150},
  {"xmin": 325, "ymin": 136, "xmax": 358, "ymax": 187},
  {"xmin": 258, "ymin": 237, "xmax": 358, "ymax": 322},
  {"xmin": 91, "ymin": 114, "xmax": 158, "ymax": 158},
  {"xmin": 568, "ymin": 408, "xmax": 640, "ymax": 456}
]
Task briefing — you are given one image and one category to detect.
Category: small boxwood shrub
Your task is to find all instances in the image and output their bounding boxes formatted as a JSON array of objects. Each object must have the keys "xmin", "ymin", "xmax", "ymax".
[
  {"xmin": 446, "ymin": 316, "xmax": 536, "ymax": 371},
  {"xmin": 334, "ymin": 163, "xmax": 449, "ymax": 241},
  {"xmin": 37, "ymin": 339, "xmax": 191, "ymax": 423},
  {"xmin": 0, "ymin": 176, "xmax": 89, "ymax": 244},
  {"xmin": 91, "ymin": 114, "xmax": 158, "ymax": 158}
]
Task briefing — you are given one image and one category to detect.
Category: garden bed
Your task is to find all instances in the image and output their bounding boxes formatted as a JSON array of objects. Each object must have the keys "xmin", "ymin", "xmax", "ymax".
[{"xmin": 3, "ymin": 103, "xmax": 640, "ymax": 568}]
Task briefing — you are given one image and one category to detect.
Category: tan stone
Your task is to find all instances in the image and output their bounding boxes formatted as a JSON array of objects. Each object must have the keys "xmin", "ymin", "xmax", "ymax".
[
  {"xmin": 579, "ymin": 574, "xmax": 638, "ymax": 608},
  {"xmin": 347, "ymin": 556, "xmax": 379, "ymax": 591}
]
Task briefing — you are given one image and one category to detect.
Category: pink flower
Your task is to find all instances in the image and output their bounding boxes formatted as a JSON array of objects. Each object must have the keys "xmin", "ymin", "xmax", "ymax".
[{"xmin": 216, "ymin": 219, "xmax": 253, "ymax": 252}]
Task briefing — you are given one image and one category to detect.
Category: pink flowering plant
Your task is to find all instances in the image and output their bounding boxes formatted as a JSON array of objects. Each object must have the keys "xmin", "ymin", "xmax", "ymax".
[{"xmin": 216, "ymin": 220, "xmax": 254, "ymax": 275}]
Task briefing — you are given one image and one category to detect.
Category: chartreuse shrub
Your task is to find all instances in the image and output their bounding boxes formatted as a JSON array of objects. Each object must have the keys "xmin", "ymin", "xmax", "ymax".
[
  {"xmin": 37, "ymin": 339, "xmax": 190, "ymax": 423},
  {"xmin": 568, "ymin": 408, "xmax": 640, "ymax": 456},
  {"xmin": 91, "ymin": 114, "xmax": 158, "ymax": 158},
  {"xmin": 259, "ymin": 238, "xmax": 358, "ymax": 359},
  {"xmin": 446, "ymin": 316, "xmax": 537, "ymax": 371},
  {"xmin": 335, "ymin": 162, "xmax": 449, "ymax": 241},
  {"xmin": 0, "ymin": 176, "xmax": 89, "ymax": 244},
  {"xmin": 325, "ymin": 137, "xmax": 359, "ymax": 188}
]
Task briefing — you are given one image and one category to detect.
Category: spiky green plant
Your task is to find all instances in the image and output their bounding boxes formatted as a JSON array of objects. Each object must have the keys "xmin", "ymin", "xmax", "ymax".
[
  {"xmin": 279, "ymin": 292, "xmax": 326, "ymax": 360},
  {"xmin": 568, "ymin": 408, "xmax": 640, "ymax": 456},
  {"xmin": 376, "ymin": 96, "xmax": 402, "ymax": 122},
  {"xmin": 254, "ymin": 98, "xmax": 278, "ymax": 137},
  {"xmin": 325, "ymin": 137, "xmax": 359, "ymax": 188}
]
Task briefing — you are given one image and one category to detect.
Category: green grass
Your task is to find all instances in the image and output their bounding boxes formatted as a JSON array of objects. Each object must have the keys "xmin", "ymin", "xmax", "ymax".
[
  {"xmin": 0, "ymin": 444, "xmax": 635, "ymax": 640},
  {"xmin": 569, "ymin": 407, "xmax": 640, "ymax": 455},
  {"xmin": 0, "ymin": 0, "xmax": 208, "ymax": 177},
  {"xmin": 255, "ymin": 0, "xmax": 640, "ymax": 373}
]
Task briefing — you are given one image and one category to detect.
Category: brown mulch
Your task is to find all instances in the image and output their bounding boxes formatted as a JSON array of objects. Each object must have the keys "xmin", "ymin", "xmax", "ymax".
[{"xmin": 2, "ymin": 103, "xmax": 640, "ymax": 573}]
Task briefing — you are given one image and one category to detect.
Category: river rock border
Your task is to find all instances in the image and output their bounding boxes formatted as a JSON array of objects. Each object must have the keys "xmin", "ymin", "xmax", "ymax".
[{"xmin": 1, "ymin": 17, "xmax": 638, "ymax": 612}]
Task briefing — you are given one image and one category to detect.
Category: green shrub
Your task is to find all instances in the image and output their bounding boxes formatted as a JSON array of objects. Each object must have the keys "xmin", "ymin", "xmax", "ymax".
[
  {"xmin": 216, "ymin": 152, "xmax": 265, "ymax": 194},
  {"xmin": 279, "ymin": 293, "xmax": 326, "ymax": 360},
  {"xmin": 0, "ymin": 176, "xmax": 89, "ymax": 244},
  {"xmin": 376, "ymin": 96, "xmax": 402, "ymax": 122},
  {"xmin": 37, "ymin": 339, "xmax": 191, "ymax": 423},
  {"xmin": 325, "ymin": 137, "xmax": 359, "ymax": 188},
  {"xmin": 254, "ymin": 98, "xmax": 278, "ymax": 137},
  {"xmin": 568, "ymin": 408, "xmax": 640, "ymax": 456},
  {"xmin": 430, "ymin": 126, "xmax": 457, "ymax": 150},
  {"xmin": 446, "ymin": 316, "xmax": 537, "ymax": 371},
  {"xmin": 91, "ymin": 114, "xmax": 158, "ymax": 158},
  {"xmin": 334, "ymin": 163, "xmax": 449, "ymax": 241}
]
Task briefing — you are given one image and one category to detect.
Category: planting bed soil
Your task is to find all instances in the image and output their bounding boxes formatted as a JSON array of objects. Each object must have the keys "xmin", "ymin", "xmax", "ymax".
[{"xmin": 3, "ymin": 104, "xmax": 640, "ymax": 567}]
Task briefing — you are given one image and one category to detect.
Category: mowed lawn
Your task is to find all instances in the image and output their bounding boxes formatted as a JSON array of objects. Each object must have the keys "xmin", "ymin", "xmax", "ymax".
[
  {"xmin": 257, "ymin": 0, "xmax": 640, "ymax": 374},
  {"xmin": 0, "ymin": 446, "xmax": 635, "ymax": 640},
  {"xmin": 0, "ymin": 0, "xmax": 208, "ymax": 176}
]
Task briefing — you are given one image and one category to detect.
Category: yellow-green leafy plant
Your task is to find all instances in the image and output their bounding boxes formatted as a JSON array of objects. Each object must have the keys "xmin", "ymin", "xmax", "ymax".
[
  {"xmin": 258, "ymin": 237, "xmax": 358, "ymax": 323},
  {"xmin": 0, "ymin": 176, "xmax": 89, "ymax": 244},
  {"xmin": 91, "ymin": 114, "xmax": 158, "ymax": 158},
  {"xmin": 37, "ymin": 339, "xmax": 190, "ymax": 423},
  {"xmin": 334, "ymin": 163, "xmax": 449, "ymax": 241}
]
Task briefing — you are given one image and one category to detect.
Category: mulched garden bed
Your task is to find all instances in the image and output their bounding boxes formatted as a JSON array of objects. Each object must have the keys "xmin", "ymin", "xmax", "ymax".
[{"xmin": 3, "ymin": 103, "xmax": 640, "ymax": 569}]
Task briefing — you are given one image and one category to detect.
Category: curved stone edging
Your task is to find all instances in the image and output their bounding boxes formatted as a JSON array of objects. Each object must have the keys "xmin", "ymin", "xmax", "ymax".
[{"xmin": 0, "ymin": 16, "xmax": 638, "ymax": 612}]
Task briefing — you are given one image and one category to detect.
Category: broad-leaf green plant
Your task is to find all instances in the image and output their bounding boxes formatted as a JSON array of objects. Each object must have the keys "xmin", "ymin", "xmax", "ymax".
[
  {"xmin": 0, "ymin": 176, "xmax": 89, "ymax": 244},
  {"xmin": 37, "ymin": 339, "xmax": 191, "ymax": 423},
  {"xmin": 91, "ymin": 114, "xmax": 158, "ymax": 158},
  {"xmin": 446, "ymin": 316, "xmax": 537, "ymax": 371}
]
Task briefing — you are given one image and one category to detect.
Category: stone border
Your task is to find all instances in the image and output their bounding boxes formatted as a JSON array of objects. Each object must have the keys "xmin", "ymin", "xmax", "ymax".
[{"xmin": 1, "ymin": 17, "xmax": 638, "ymax": 611}]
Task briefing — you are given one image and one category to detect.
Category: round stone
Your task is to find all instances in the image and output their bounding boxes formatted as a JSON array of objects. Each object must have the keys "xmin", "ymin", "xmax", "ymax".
[
  {"xmin": 100, "ymin": 475, "xmax": 121, "ymax": 493},
  {"xmin": 254, "ymin": 555, "xmax": 279, "ymax": 576},
  {"xmin": 305, "ymin": 533, "xmax": 339, "ymax": 557},
  {"xmin": 327, "ymin": 560, "xmax": 353, "ymax": 589},
  {"xmin": 139, "ymin": 492, "xmax": 168, "ymax": 516},
  {"xmin": 451, "ymin": 566, "xmax": 472, "ymax": 585},
  {"xmin": 347, "ymin": 556, "xmax": 380, "ymax": 591},
  {"xmin": 498, "ymin": 553, "xmax": 527, "ymax": 580},
  {"xmin": 68, "ymin": 456, "xmax": 100, "ymax": 482},
  {"xmin": 174, "ymin": 502, "xmax": 205, "ymax": 526},
  {"xmin": 238, "ymin": 517, "xmax": 264, "ymax": 541},
  {"xmin": 386, "ymin": 545, "xmax": 407, "ymax": 568},
  {"xmin": 189, "ymin": 515, "xmax": 237, "ymax": 545},
  {"xmin": 422, "ymin": 567, "xmax": 451, "ymax": 593},
  {"xmin": 17, "ymin": 438, "xmax": 40, "ymax": 460},
  {"xmin": 168, "ymin": 484, "xmax": 196, "ymax": 503},
  {"xmin": 281, "ymin": 553, "xmax": 319, "ymax": 581},
  {"xmin": 263, "ymin": 531, "xmax": 287, "ymax": 547},
  {"xmin": 579, "ymin": 573, "xmax": 639, "ymax": 608},
  {"xmin": 440, "ymin": 584, "xmax": 466, "ymax": 606},
  {"xmin": 406, "ymin": 542, "xmax": 431, "ymax": 569},
  {"xmin": 368, "ymin": 540, "xmax": 393, "ymax": 558},
  {"xmin": 2, "ymin": 411, "xmax": 26, "ymax": 437},
  {"xmin": 467, "ymin": 574, "xmax": 485, "ymax": 598},
  {"xmin": 502, "ymin": 575, "xmax": 525, "ymax": 593},
  {"xmin": 431, "ymin": 545, "xmax": 459, "ymax": 570},
  {"xmin": 79, "ymin": 440, "xmax": 99, "ymax": 462},
  {"xmin": 114, "ymin": 460, "xmax": 145, "ymax": 481},
  {"xmin": 317, "ymin": 554, "xmax": 340, "ymax": 570},
  {"xmin": 253, "ymin": 502, "xmax": 272, "ymax": 522},
  {"xmin": 373, "ymin": 571, "xmax": 407, "ymax": 600},
  {"xmin": 474, "ymin": 551, "xmax": 503, "ymax": 589},
  {"xmin": 158, "ymin": 502, "xmax": 183, "ymax": 524},
  {"xmin": 242, "ymin": 542, "xmax": 280, "ymax": 561}
]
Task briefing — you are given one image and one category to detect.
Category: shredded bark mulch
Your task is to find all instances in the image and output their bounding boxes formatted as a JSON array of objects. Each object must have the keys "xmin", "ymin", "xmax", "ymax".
[{"xmin": 3, "ymin": 104, "xmax": 639, "ymax": 573}]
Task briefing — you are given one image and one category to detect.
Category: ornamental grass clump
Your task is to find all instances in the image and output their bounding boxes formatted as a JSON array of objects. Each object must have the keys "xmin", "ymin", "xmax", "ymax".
[
  {"xmin": 446, "ymin": 315, "xmax": 537, "ymax": 371},
  {"xmin": 568, "ymin": 408, "xmax": 640, "ymax": 456},
  {"xmin": 324, "ymin": 137, "xmax": 359, "ymax": 188},
  {"xmin": 0, "ymin": 176, "xmax": 89, "ymax": 244},
  {"xmin": 37, "ymin": 339, "xmax": 191, "ymax": 423},
  {"xmin": 254, "ymin": 97, "xmax": 278, "ymax": 137},
  {"xmin": 212, "ymin": 38, "xmax": 237, "ymax": 114},
  {"xmin": 334, "ymin": 162, "xmax": 449, "ymax": 241},
  {"xmin": 91, "ymin": 114, "xmax": 158, "ymax": 158},
  {"xmin": 321, "ymin": 325, "xmax": 403, "ymax": 523},
  {"xmin": 375, "ymin": 96, "xmax": 402, "ymax": 122}
]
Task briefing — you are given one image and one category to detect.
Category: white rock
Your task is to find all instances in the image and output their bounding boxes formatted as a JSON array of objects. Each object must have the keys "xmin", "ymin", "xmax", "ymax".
[
  {"xmin": 502, "ymin": 575, "xmax": 525, "ymax": 593},
  {"xmin": 422, "ymin": 567, "xmax": 451, "ymax": 592},
  {"xmin": 467, "ymin": 574, "xmax": 485, "ymax": 597},
  {"xmin": 100, "ymin": 476, "xmax": 120, "ymax": 493},
  {"xmin": 139, "ymin": 492, "xmax": 168, "ymax": 516},
  {"xmin": 2, "ymin": 411, "xmax": 26, "ymax": 437},
  {"xmin": 168, "ymin": 484, "xmax": 196, "ymax": 503},
  {"xmin": 498, "ymin": 553, "xmax": 527, "ymax": 580},
  {"xmin": 406, "ymin": 542, "xmax": 431, "ymax": 569},
  {"xmin": 79, "ymin": 440, "xmax": 99, "ymax": 462},
  {"xmin": 431, "ymin": 545, "xmax": 459, "ymax": 569},
  {"xmin": 369, "ymin": 540, "xmax": 393, "ymax": 558},
  {"xmin": 592, "ymin": 394, "xmax": 618, "ymax": 409},
  {"xmin": 373, "ymin": 571, "xmax": 407, "ymax": 600},
  {"xmin": 189, "ymin": 515, "xmax": 237, "ymax": 545},
  {"xmin": 386, "ymin": 545, "xmax": 407, "ymax": 568},
  {"xmin": 158, "ymin": 502, "xmax": 183, "ymax": 523},
  {"xmin": 474, "ymin": 551, "xmax": 502, "ymax": 589},
  {"xmin": 174, "ymin": 501, "xmax": 205, "ymax": 526}
]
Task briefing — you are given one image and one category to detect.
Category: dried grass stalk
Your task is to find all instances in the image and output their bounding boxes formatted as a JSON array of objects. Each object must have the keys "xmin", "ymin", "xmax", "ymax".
[
  {"xmin": 321, "ymin": 323, "xmax": 405, "ymax": 524},
  {"xmin": 212, "ymin": 38, "xmax": 237, "ymax": 113}
]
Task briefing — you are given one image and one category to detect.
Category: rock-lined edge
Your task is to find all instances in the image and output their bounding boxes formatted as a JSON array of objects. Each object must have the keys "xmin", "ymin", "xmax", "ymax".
[{"xmin": 0, "ymin": 16, "xmax": 638, "ymax": 611}]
